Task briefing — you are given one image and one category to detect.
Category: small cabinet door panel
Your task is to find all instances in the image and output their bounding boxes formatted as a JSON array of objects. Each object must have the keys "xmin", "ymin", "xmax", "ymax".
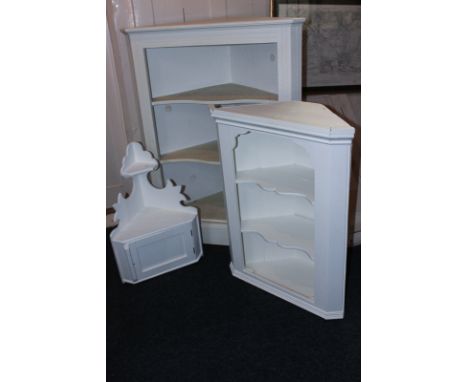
[{"xmin": 129, "ymin": 223, "xmax": 194, "ymax": 280}]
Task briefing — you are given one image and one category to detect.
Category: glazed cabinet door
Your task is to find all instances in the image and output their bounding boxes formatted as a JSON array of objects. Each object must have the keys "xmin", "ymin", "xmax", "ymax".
[
  {"xmin": 217, "ymin": 115, "xmax": 352, "ymax": 319},
  {"xmin": 218, "ymin": 125, "xmax": 317, "ymax": 298}
]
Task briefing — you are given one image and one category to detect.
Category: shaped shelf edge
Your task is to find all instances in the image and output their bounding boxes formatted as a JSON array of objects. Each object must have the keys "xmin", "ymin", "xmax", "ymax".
[
  {"xmin": 152, "ymin": 83, "xmax": 277, "ymax": 105},
  {"xmin": 236, "ymin": 165, "xmax": 315, "ymax": 202},
  {"xmin": 241, "ymin": 215, "xmax": 315, "ymax": 260}
]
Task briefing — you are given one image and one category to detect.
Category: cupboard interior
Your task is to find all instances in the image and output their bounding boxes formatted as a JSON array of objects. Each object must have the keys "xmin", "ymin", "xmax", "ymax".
[
  {"xmin": 155, "ymin": 104, "xmax": 218, "ymax": 156},
  {"xmin": 146, "ymin": 43, "xmax": 279, "ymax": 100},
  {"xmin": 148, "ymin": 43, "xmax": 279, "ymax": 224},
  {"xmin": 234, "ymin": 131, "xmax": 316, "ymax": 299}
]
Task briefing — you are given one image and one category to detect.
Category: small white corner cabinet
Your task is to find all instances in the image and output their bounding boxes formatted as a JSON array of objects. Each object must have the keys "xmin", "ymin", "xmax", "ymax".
[
  {"xmin": 125, "ymin": 17, "xmax": 304, "ymax": 245},
  {"xmin": 211, "ymin": 101, "xmax": 355, "ymax": 319},
  {"xmin": 110, "ymin": 143, "xmax": 203, "ymax": 284}
]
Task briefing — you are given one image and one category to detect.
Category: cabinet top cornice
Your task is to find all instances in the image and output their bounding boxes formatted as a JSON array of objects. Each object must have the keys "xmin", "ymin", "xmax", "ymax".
[{"xmin": 125, "ymin": 17, "xmax": 305, "ymax": 34}]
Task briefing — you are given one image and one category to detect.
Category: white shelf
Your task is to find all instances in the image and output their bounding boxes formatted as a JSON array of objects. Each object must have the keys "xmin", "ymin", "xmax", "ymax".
[
  {"xmin": 241, "ymin": 215, "xmax": 314, "ymax": 257},
  {"xmin": 187, "ymin": 192, "xmax": 226, "ymax": 223},
  {"xmin": 160, "ymin": 141, "xmax": 219, "ymax": 164},
  {"xmin": 246, "ymin": 256, "xmax": 315, "ymax": 299},
  {"xmin": 236, "ymin": 164, "xmax": 314, "ymax": 201},
  {"xmin": 152, "ymin": 83, "xmax": 277, "ymax": 105}
]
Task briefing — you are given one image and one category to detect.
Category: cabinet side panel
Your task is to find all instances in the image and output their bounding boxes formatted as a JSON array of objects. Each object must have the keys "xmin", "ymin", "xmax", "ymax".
[
  {"xmin": 230, "ymin": 43, "xmax": 278, "ymax": 94},
  {"xmin": 110, "ymin": 240, "xmax": 136, "ymax": 283},
  {"xmin": 217, "ymin": 124, "xmax": 250, "ymax": 270},
  {"xmin": 277, "ymin": 24, "xmax": 303, "ymax": 101},
  {"xmin": 313, "ymin": 143, "xmax": 352, "ymax": 313},
  {"xmin": 290, "ymin": 23, "xmax": 303, "ymax": 99}
]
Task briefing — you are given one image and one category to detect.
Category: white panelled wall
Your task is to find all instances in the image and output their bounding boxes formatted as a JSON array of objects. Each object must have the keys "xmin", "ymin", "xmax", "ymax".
[{"xmin": 107, "ymin": 19, "xmax": 130, "ymax": 209}]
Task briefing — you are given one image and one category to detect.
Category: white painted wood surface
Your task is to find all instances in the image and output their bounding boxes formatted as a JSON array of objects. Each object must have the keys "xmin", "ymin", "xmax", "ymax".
[
  {"xmin": 125, "ymin": 17, "xmax": 304, "ymax": 245},
  {"xmin": 106, "ymin": 1, "xmax": 271, "ymax": 143},
  {"xmin": 155, "ymin": 104, "xmax": 217, "ymax": 155},
  {"xmin": 241, "ymin": 216, "xmax": 314, "ymax": 256},
  {"xmin": 238, "ymin": 183, "xmax": 314, "ymax": 221},
  {"xmin": 212, "ymin": 101, "xmax": 355, "ymax": 319},
  {"xmin": 106, "ymin": 0, "xmax": 143, "ymax": 144},
  {"xmin": 126, "ymin": 16, "xmax": 301, "ymax": 32},
  {"xmin": 162, "ymin": 161, "xmax": 224, "ymax": 202},
  {"xmin": 111, "ymin": 142, "xmax": 203, "ymax": 283},
  {"xmin": 107, "ymin": 0, "xmax": 271, "ymax": 210},
  {"xmin": 305, "ymin": 92, "xmax": 361, "ymax": 245},
  {"xmin": 160, "ymin": 141, "xmax": 219, "ymax": 164},
  {"xmin": 236, "ymin": 165, "xmax": 314, "ymax": 200},
  {"xmin": 106, "ymin": 20, "xmax": 129, "ymax": 208},
  {"xmin": 147, "ymin": 45, "xmax": 232, "ymax": 98},
  {"xmin": 215, "ymin": 101, "xmax": 354, "ymax": 138},
  {"xmin": 244, "ymin": 236, "xmax": 315, "ymax": 298}
]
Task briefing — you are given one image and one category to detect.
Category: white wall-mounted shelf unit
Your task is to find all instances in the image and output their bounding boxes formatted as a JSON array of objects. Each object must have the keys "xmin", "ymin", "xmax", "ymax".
[
  {"xmin": 126, "ymin": 17, "xmax": 304, "ymax": 245},
  {"xmin": 110, "ymin": 143, "xmax": 203, "ymax": 284},
  {"xmin": 212, "ymin": 101, "xmax": 355, "ymax": 319}
]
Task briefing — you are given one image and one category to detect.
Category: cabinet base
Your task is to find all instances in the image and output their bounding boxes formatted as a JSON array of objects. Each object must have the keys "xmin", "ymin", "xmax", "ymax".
[
  {"xmin": 122, "ymin": 251, "xmax": 203, "ymax": 284},
  {"xmin": 230, "ymin": 263, "xmax": 344, "ymax": 319}
]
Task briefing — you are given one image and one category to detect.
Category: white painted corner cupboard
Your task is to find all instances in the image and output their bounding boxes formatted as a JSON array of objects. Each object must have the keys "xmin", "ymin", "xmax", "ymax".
[
  {"xmin": 125, "ymin": 17, "xmax": 305, "ymax": 245},
  {"xmin": 110, "ymin": 143, "xmax": 203, "ymax": 284},
  {"xmin": 211, "ymin": 101, "xmax": 355, "ymax": 319}
]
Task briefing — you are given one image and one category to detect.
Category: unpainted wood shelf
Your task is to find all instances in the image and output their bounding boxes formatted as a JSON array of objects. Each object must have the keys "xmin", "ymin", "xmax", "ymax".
[
  {"xmin": 160, "ymin": 141, "xmax": 220, "ymax": 164},
  {"xmin": 187, "ymin": 192, "xmax": 226, "ymax": 223},
  {"xmin": 236, "ymin": 164, "xmax": 315, "ymax": 201},
  {"xmin": 241, "ymin": 215, "xmax": 314, "ymax": 258},
  {"xmin": 152, "ymin": 83, "xmax": 277, "ymax": 105}
]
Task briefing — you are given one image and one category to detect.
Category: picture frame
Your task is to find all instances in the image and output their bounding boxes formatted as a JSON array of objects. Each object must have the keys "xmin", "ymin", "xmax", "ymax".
[{"xmin": 275, "ymin": 0, "xmax": 361, "ymax": 87}]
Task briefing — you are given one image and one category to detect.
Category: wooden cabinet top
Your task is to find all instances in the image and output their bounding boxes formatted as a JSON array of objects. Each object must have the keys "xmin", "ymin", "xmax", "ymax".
[
  {"xmin": 212, "ymin": 101, "xmax": 355, "ymax": 140},
  {"xmin": 125, "ymin": 17, "xmax": 305, "ymax": 34}
]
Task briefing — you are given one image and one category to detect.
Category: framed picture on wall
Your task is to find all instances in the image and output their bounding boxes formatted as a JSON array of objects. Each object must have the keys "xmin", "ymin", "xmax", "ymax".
[{"xmin": 275, "ymin": 1, "xmax": 361, "ymax": 87}]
